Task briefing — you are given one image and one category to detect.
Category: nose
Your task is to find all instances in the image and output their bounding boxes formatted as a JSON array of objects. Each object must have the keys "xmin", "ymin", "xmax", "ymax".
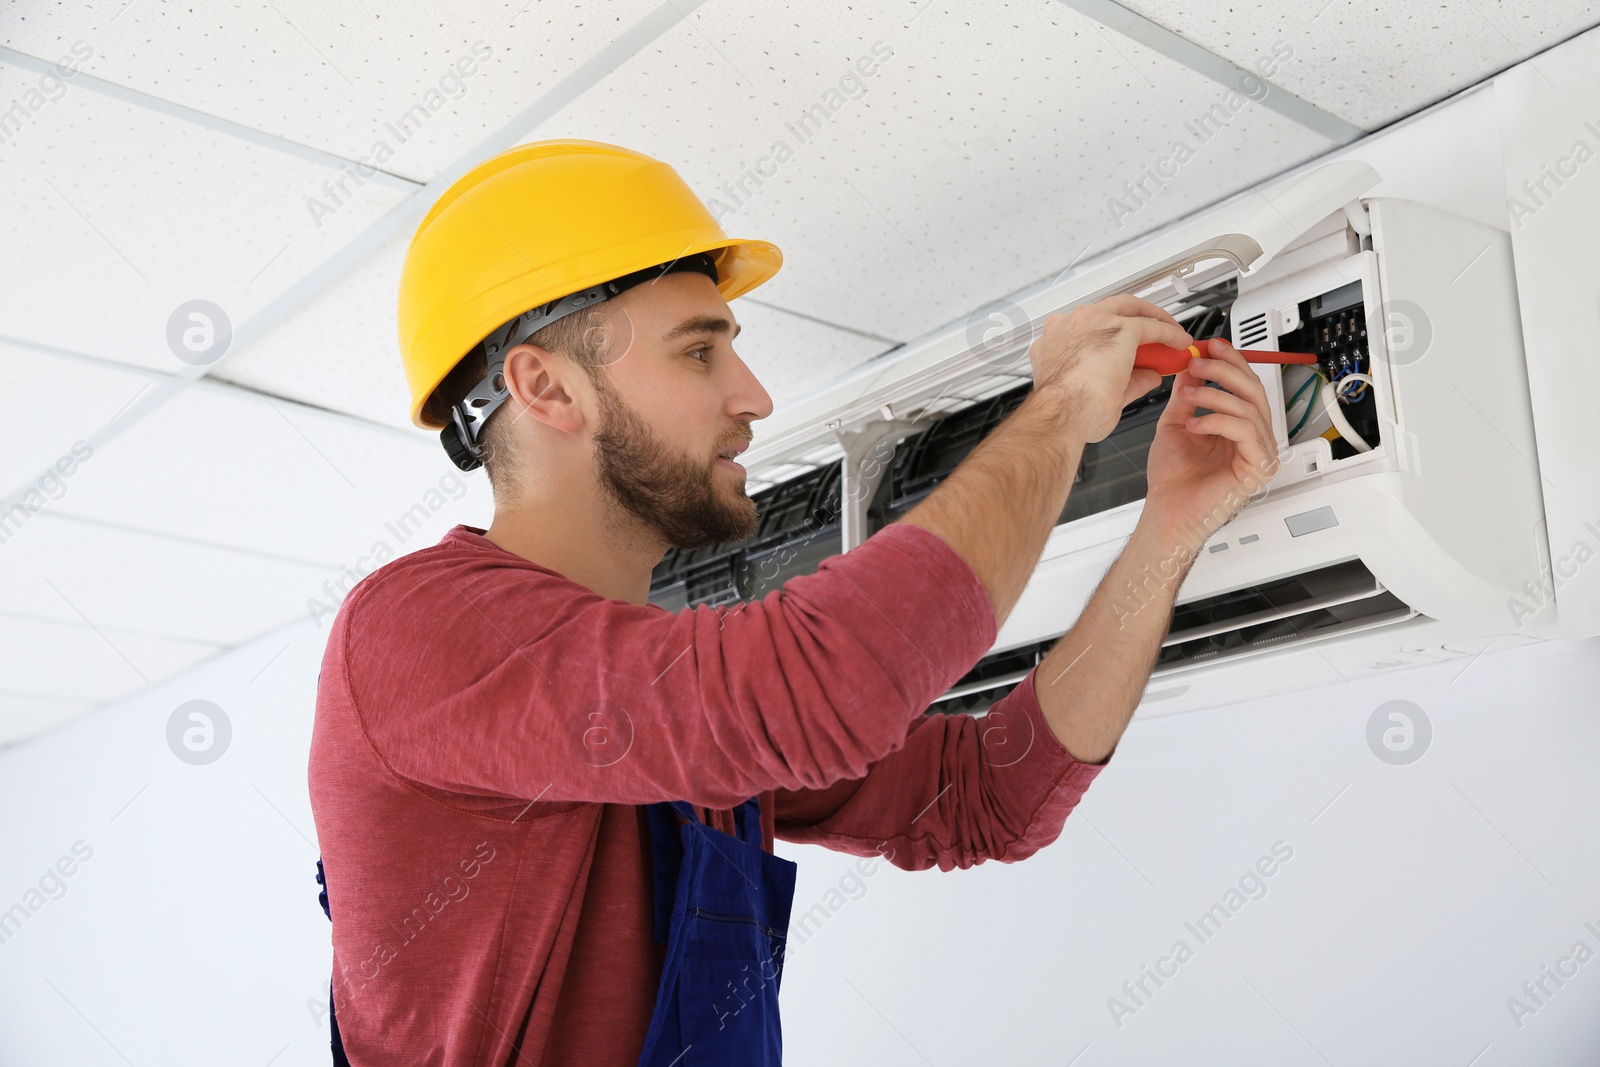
[{"xmin": 728, "ymin": 348, "xmax": 773, "ymax": 425}]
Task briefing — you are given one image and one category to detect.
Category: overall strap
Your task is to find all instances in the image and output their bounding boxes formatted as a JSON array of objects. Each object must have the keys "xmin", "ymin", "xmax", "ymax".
[
  {"xmin": 644, "ymin": 801, "xmax": 698, "ymax": 943},
  {"xmin": 315, "ymin": 858, "xmax": 353, "ymax": 1067},
  {"xmin": 731, "ymin": 795, "xmax": 762, "ymax": 848}
]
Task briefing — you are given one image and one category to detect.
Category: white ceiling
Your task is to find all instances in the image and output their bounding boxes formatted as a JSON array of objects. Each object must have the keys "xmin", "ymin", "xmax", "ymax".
[
  {"xmin": 3, "ymin": 0, "xmax": 1598, "ymax": 748},
  {"xmin": 1115, "ymin": 0, "xmax": 1600, "ymax": 128}
]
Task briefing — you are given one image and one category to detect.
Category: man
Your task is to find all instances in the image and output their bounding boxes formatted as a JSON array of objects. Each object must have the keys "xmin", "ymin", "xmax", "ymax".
[{"xmin": 308, "ymin": 139, "xmax": 1278, "ymax": 1065}]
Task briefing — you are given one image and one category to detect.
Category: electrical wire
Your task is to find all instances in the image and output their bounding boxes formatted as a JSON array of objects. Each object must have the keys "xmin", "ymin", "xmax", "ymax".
[
  {"xmin": 1336, "ymin": 370, "xmax": 1371, "ymax": 402},
  {"xmin": 1287, "ymin": 374, "xmax": 1319, "ymax": 412},
  {"xmin": 1286, "ymin": 368, "xmax": 1327, "ymax": 440},
  {"xmin": 1318, "ymin": 376, "xmax": 1372, "ymax": 452},
  {"xmin": 1348, "ymin": 360, "xmax": 1364, "ymax": 399}
]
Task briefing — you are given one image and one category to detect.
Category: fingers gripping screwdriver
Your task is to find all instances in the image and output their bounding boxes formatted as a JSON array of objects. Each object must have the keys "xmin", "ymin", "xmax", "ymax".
[{"xmin": 1134, "ymin": 337, "xmax": 1319, "ymax": 376}]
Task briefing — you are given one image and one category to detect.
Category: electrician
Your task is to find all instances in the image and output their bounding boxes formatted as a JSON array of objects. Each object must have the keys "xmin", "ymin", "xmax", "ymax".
[{"xmin": 307, "ymin": 138, "xmax": 1279, "ymax": 1066}]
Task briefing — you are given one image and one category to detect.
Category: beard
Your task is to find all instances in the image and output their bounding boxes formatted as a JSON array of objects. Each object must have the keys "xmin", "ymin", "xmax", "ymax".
[{"xmin": 589, "ymin": 369, "xmax": 759, "ymax": 550}]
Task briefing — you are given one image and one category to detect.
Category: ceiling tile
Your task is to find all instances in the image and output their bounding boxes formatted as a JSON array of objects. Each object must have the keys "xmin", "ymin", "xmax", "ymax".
[
  {"xmin": 1115, "ymin": 0, "xmax": 1600, "ymax": 128},
  {"xmin": 0, "ymin": 339, "xmax": 153, "ymax": 496},
  {"xmin": 38, "ymin": 377, "xmax": 495, "ymax": 564},
  {"xmin": 524, "ymin": 0, "xmax": 1335, "ymax": 344},
  {"xmin": 0, "ymin": 61, "xmax": 410, "ymax": 373},
  {"xmin": 207, "ymin": 232, "xmax": 417, "ymax": 431},
  {"xmin": 2, "ymin": 0, "xmax": 670, "ymax": 182},
  {"xmin": 0, "ymin": 513, "xmax": 335, "ymax": 645},
  {"xmin": 0, "ymin": 614, "xmax": 219, "ymax": 710}
]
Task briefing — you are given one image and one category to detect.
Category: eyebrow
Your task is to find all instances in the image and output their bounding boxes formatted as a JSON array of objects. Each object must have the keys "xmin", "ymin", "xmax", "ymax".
[{"xmin": 663, "ymin": 315, "xmax": 741, "ymax": 342}]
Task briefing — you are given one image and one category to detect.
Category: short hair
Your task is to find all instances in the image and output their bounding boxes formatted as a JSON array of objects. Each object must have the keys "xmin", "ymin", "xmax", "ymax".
[{"xmin": 421, "ymin": 305, "xmax": 613, "ymax": 500}]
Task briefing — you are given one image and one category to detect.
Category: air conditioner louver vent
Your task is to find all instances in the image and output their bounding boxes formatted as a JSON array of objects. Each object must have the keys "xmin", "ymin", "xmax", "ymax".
[
  {"xmin": 1237, "ymin": 311, "xmax": 1270, "ymax": 347},
  {"xmin": 925, "ymin": 559, "xmax": 1417, "ymax": 716},
  {"xmin": 1158, "ymin": 558, "xmax": 1414, "ymax": 672}
]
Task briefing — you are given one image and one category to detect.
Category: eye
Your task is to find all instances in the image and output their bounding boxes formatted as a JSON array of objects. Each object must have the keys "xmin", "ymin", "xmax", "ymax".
[{"xmin": 688, "ymin": 345, "xmax": 711, "ymax": 363}]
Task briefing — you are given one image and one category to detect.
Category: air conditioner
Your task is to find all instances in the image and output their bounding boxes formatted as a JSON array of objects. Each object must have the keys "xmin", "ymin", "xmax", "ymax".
[{"xmin": 653, "ymin": 160, "xmax": 1565, "ymax": 717}]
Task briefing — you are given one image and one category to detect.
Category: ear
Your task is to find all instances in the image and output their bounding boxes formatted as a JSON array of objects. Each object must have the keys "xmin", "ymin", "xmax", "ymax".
[{"xmin": 501, "ymin": 343, "xmax": 587, "ymax": 435}]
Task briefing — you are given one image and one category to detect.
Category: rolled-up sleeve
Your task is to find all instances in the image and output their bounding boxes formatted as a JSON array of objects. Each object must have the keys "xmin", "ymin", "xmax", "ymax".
[{"xmin": 771, "ymin": 664, "xmax": 1110, "ymax": 871}]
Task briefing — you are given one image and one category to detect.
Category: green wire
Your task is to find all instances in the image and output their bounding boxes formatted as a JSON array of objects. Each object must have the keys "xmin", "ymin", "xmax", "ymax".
[
  {"xmin": 1286, "ymin": 370, "xmax": 1326, "ymax": 439},
  {"xmin": 1286, "ymin": 374, "xmax": 1317, "ymax": 435},
  {"xmin": 1287, "ymin": 372, "xmax": 1319, "ymax": 408}
]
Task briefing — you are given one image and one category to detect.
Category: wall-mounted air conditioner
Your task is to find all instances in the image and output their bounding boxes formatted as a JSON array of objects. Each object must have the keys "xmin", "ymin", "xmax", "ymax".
[
  {"xmin": 987, "ymin": 189, "xmax": 1555, "ymax": 716},
  {"xmin": 656, "ymin": 159, "xmax": 1572, "ymax": 717}
]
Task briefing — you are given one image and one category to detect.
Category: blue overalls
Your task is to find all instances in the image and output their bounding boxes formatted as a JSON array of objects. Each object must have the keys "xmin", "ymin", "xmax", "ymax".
[{"xmin": 636, "ymin": 796, "xmax": 798, "ymax": 1066}]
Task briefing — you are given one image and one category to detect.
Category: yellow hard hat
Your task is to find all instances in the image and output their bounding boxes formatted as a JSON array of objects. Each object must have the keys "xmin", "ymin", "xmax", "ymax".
[{"xmin": 397, "ymin": 138, "xmax": 784, "ymax": 432}]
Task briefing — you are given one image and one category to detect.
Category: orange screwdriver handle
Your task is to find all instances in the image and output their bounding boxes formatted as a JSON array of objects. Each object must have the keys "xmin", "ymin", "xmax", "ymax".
[{"xmin": 1134, "ymin": 338, "xmax": 1319, "ymax": 376}]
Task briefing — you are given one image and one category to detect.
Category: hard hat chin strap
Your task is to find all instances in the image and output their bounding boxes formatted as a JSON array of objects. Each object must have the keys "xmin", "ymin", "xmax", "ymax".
[{"xmin": 441, "ymin": 252, "xmax": 720, "ymax": 472}]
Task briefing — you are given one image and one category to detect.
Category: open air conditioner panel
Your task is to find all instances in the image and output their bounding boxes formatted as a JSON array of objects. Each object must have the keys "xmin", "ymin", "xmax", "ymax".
[
  {"xmin": 1263, "ymin": 278, "xmax": 1384, "ymax": 460},
  {"xmin": 864, "ymin": 272, "xmax": 1240, "ymax": 536}
]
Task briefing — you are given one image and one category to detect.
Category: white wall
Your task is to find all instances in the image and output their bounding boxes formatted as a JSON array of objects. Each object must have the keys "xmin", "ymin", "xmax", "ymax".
[
  {"xmin": 5, "ymin": 28, "xmax": 1600, "ymax": 1067},
  {"xmin": 777, "ymin": 633, "xmax": 1600, "ymax": 1065},
  {"xmin": 0, "ymin": 619, "xmax": 337, "ymax": 1064}
]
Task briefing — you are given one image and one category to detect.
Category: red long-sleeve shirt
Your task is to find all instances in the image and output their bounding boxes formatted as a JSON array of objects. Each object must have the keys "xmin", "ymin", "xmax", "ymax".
[{"xmin": 308, "ymin": 520, "xmax": 1108, "ymax": 1066}]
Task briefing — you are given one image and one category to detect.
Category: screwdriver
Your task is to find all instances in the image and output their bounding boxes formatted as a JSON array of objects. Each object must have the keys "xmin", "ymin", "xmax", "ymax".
[{"xmin": 1135, "ymin": 337, "xmax": 1318, "ymax": 376}]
